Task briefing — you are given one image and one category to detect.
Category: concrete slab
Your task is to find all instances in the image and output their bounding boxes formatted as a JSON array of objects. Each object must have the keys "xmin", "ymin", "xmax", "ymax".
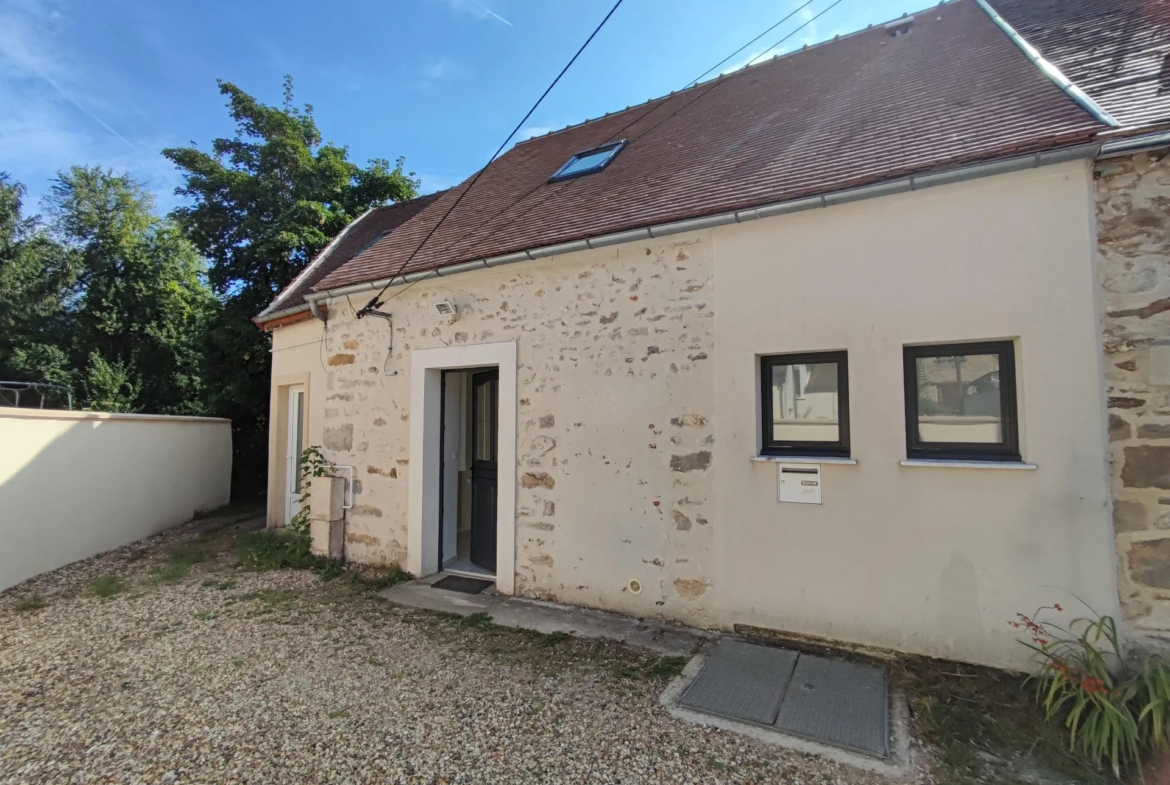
[
  {"xmin": 379, "ymin": 575, "xmax": 713, "ymax": 657},
  {"xmin": 775, "ymin": 654, "xmax": 889, "ymax": 758},
  {"xmin": 679, "ymin": 639, "xmax": 798, "ymax": 724},
  {"xmin": 662, "ymin": 653, "xmax": 914, "ymax": 779}
]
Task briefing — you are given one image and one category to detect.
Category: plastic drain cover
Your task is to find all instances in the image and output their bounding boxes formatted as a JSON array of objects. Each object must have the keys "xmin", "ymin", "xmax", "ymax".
[
  {"xmin": 773, "ymin": 654, "xmax": 889, "ymax": 758},
  {"xmin": 679, "ymin": 640, "xmax": 797, "ymax": 725}
]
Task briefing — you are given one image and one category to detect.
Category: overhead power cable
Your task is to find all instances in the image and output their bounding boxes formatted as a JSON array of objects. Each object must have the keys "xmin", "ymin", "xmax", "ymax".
[
  {"xmin": 356, "ymin": 0, "xmax": 625, "ymax": 317},
  {"xmin": 412, "ymin": 0, "xmax": 848, "ymax": 267}
]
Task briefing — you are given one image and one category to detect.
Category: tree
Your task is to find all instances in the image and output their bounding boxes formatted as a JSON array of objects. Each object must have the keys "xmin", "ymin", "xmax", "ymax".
[
  {"xmin": 0, "ymin": 168, "xmax": 214, "ymax": 414},
  {"xmin": 0, "ymin": 175, "xmax": 76, "ymax": 394},
  {"xmin": 44, "ymin": 166, "xmax": 215, "ymax": 414},
  {"xmin": 164, "ymin": 76, "xmax": 418, "ymax": 495}
]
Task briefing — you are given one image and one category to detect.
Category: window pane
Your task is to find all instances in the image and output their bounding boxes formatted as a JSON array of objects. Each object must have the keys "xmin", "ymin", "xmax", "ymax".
[
  {"xmin": 557, "ymin": 148, "xmax": 617, "ymax": 177},
  {"xmin": 292, "ymin": 391, "xmax": 305, "ymax": 493},
  {"xmin": 770, "ymin": 362, "xmax": 840, "ymax": 442},
  {"xmin": 914, "ymin": 354, "xmax": 1002, "ymax": 443}
]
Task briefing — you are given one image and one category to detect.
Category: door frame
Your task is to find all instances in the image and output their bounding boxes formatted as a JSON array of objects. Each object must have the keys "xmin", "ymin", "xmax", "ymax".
[
  {"xmin": 408, "ymin": 341, "xmax": 517, "ymax": 594},
  {"xmin": 285, "ymin": 384, "xmax": 306, "ymax": 526}
]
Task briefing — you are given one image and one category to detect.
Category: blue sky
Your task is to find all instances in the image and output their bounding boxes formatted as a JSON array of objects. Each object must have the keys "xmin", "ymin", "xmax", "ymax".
[{"xmin": 1, "ymin": 0, "xmax": 921, "ymax": 215}]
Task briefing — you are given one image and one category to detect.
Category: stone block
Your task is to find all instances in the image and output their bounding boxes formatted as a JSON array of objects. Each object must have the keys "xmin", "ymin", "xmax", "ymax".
[
  {"xmin": 309, "ymin": 476, "xmax": 345, "ymax": 522},
  {"xmin": 1151, "ymin": 343, "xmax": 1170, "ymax": 386},
  {"xmin": 311, "ymin": 518, "xmax": 345, "ymax": 560},
  {"xmin": 1122, "ymin": 446, "xmax": 1170, "ymax": 489},
  {"xmin": 1114, "ymin": 500, "xmax": 1149, "ymax": 533},
  {"xmin": 1130, "ymin": 539, "xmax": 1170, "ymax": 589}
]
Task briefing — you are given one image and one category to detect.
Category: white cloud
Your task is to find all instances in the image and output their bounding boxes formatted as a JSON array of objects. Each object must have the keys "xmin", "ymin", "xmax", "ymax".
[
  {"xmin": 423, "ymin": 56, "xmax": 461, "ymax": 81},
  {"xmin": 0, "ymin": 0, "xmax": 182, "ymax": 212},
  {"xmin": 435, "ymin": 0, "xmax": 513, "ymax": 26},
  {"xmin": 519, "ymin": 125, "xmax": 552, "ymax": 140}
]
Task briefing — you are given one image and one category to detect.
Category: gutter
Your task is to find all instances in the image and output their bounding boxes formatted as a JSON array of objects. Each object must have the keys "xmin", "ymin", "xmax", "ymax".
[
  {"xmin": 305, "ymin": 143, "xmax": 1099, "ymax": 307},
  {"xmin": 973, "ymin": 0, "xmax": 1119, "ymax": 128},
  {"xmin": 1098, "ymin": 130, "xmax": 1170, "ymax": 159}
]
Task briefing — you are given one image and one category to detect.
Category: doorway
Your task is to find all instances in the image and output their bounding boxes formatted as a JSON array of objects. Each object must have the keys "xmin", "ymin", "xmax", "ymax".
[
  {"xmin": 406, "ymin": 341, "xmax": 516, "ymax": 593},
  {"xmin": 439, "ymin": 368, "xmax": 498, "ymax": 577}
]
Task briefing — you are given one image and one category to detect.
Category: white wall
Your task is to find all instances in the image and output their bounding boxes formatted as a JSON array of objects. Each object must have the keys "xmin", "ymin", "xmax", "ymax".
[
  {"xmin": 711, "ymin": 160, "xmax": 1117, "ymax": 669},
  {"xmin": 0, "ymin": 409, "xmax": 232, "ymax": 590}
]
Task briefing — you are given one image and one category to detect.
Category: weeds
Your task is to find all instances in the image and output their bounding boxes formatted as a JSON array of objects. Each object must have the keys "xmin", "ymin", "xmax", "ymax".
[
  {"xmin": 90, "ymin": 574, "xmax": 127, "ymax": 598},
  {"xmin": 13, "ymin": 594, "xmax": 47, "ymax": 612},
  {"xmin": 235, "ymin": 530, "xmax": 329, "ymax": 573},
  {"xmin": 152, "ymin": 542, "xmax": 210, "ymax": 583}
]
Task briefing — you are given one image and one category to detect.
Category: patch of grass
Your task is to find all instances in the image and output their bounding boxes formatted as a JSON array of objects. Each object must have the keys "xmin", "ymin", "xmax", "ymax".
[
  {"xmin": 895, "ymin": 656, "xmax": 1109, "ymax": 785},
  {"xmin": 239, "ymin": 589, "xmax": 296, "ymax": 616},
  {"xmin": 327, "ymin": 709, "xmax": 347, "ymax": 719},
  {"xmin": 195, "ymin": 610, "xmax": 217, "ymax": 621},
  {"xmin": 234, "ymin": 529, "xmax": 333, "ymax": 574},
  {"xmin": 152, "ymin": 542, "xmax": 210, "ymax": 583},
  {"xmin": 201, "ymin": 578, "xmax": 237, "ymax": 591},
  {"xmin": 456, "ymin": 612, "xmax": 496, "ymax": 629},
  {"xmin": 90, "ymin": 574, "xmax": 128, "ymax": 598},
  {"xmin": 538, "ymin": 631, "xmax": 573, "ymax": 648},
  {"xmin": 13, "ymin": 594, "xmax": 48, "ymax": 612}
]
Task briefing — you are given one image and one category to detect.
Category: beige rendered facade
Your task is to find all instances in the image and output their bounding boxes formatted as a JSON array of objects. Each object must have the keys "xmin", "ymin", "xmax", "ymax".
[{"xmin": 265, "ymin": 159, "xmax": 1122, "ymax": 669}]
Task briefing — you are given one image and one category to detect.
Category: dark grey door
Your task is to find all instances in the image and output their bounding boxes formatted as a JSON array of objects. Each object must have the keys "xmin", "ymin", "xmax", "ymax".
[{"xmin": 470, "ymin": 369, "xmax": 498, "ymax": 571}]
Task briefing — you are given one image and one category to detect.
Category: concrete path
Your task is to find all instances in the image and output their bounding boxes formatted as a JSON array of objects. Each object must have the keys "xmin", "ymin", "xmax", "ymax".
[{"xmin": 379, "ymin": 573, "xmax": 713, "ymax": 658}]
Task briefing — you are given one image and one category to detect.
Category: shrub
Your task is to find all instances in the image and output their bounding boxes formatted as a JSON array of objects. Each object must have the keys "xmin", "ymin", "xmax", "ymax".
[{"xmin": 1014, "ymin": 605, "xmax": 1170, "ymax": 777}]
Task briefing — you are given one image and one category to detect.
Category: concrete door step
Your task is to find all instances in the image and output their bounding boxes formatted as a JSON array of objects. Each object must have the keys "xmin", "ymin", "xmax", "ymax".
[{"xmin": 379, "ymin": 573, "xmax": 712, "ymax": 658}]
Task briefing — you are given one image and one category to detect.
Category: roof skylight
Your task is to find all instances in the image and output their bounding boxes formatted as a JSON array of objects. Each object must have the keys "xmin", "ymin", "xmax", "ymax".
[{"xmin": 549, "ymin": 140, "xmax": 626, "ymax": 183}]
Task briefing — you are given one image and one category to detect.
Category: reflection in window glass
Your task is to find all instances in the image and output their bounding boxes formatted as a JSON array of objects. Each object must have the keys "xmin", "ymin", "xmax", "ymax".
[
  {"xmin": 770, "ymin": 362, "xmax": 840, "ymax": 442},
  {"xmin": 292, "ymin": 391, "xmax": 305, "ymax": 493},
  {"xmin": 914, "ymin": 354, "xmax": 1002, "ymax": 443}
]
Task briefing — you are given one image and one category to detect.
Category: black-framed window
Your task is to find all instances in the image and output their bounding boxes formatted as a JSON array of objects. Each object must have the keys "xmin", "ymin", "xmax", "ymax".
[
  {"xmin": 903, "ymin": 341, "xmax": 1020, "ymax": 462},
  {"xmin": 548, "ymin": 140, "xmax": 626, "ymax": 183},
  {"xmin": 760, "ymin": 351, "xmax": 850, "ymax": 457}
]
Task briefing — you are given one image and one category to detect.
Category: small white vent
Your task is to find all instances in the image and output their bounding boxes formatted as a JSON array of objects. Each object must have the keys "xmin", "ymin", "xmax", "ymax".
[{"xmin": 434, "ymin": 300, "xmax": 457, "ymax": 318}]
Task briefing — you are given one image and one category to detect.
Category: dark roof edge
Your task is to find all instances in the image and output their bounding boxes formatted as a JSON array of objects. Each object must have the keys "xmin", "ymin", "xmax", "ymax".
[
  {"xmin": 305, "ymin": 142, "xmax": 1100, "ymax": 306},
  {"xmin": 976, "ymin": 0, "xmax": 1119, "ymax": 127},
  {"xmin": 254, "ymin": 206, "xmax": 380, "ymax": 322}
]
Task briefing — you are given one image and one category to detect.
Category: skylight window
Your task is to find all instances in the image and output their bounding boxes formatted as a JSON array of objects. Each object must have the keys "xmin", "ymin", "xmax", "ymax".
[{"xmin": 549, "ymin": 140, "xmax": 626, "ymax": 183}]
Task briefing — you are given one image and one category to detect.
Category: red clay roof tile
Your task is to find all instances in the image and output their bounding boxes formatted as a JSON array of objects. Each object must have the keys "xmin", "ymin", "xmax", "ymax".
[{"xmin": 312, "ymin": 0, "xmax": 1104, "ymax": 295}]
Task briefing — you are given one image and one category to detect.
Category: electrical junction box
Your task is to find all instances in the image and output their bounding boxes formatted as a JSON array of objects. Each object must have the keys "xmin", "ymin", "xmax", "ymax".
[{"xmin": 778, "ymin": 464, "xmax": 822, "ymax": 504}]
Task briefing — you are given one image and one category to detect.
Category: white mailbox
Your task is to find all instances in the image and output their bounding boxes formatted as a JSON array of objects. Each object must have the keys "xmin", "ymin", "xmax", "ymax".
[{"xmin": 778, "ymin": 464, "xmax": 822, "ymax": 504}]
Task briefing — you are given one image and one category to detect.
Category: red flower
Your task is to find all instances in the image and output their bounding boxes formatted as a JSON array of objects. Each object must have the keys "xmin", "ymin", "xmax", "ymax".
[{"xmin": 1054, "ymin": 604, "xmax": 1063, "ymax": 612}]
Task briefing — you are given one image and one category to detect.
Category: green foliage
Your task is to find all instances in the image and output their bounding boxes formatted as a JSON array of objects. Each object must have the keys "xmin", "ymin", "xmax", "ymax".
[
  {"xmin": 90, "ymin": 574, "xmax": 128, "ymax": 598},
  {"xmin": 164, "ymin": 76, "xmax": 418, "ymax": 494},
  {"xmin": 1015, "ymin": 606, "xmax": 1170, "ymax": 777},
  {"xmin": 152, "ymin": 541, "xmax": 211, "ymax": 583},
  {"xmin": 13, "ymin": 594, "xmax": 48, "ymax": 612},
  {"xmin": 0, "ymin": 168, "xmax": 214, "ymax": 414},
  {"xmin": 234, "ymin": 528, "xmax": 329, "ymax": 572},
  {"xmin": 288, "ymin": 445, "xmax": 330, "ymax": 535}
]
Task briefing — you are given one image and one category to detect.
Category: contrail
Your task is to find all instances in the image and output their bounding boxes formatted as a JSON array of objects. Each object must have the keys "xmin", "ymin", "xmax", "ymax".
[
  {"xmin": 471, "ymin": 0, "xmax": 512, "ymax": 26},
  {"xmin": 37, "ymin": 69, "xmax": 136, "ymax": 150}
]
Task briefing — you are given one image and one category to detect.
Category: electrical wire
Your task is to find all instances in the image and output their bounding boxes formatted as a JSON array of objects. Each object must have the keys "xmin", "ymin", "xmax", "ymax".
[
  {"xmin": 404, "ymin": 0, "xmax": 847, "ymax": 272},
  {"xmin": 356, "ymin": 0, "xmax": 625, "ymax": 318}
]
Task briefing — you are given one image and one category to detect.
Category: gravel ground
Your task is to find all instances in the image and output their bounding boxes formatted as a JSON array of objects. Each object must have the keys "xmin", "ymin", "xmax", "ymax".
[{"xmin": 0, "ymin": 515, "xmax": 930, "ymax": 784}]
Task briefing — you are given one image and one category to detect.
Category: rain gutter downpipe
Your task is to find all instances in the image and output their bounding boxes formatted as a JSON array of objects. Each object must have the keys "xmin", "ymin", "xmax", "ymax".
[{"xmin": 304, "ymin": 143, "xmax": 1099, "ymax": 311}]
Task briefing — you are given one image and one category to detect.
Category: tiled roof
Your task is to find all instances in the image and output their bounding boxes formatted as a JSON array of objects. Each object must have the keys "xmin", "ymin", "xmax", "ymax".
[
  {"xmin": 313, "ymin": 0, "xmax": 1105, "ymax": 295},
  {"xmin": 992, "ymin": 0, "xmax": 1170, "ymax": 129},
  {"xmin": 255, "ymin": 192, "xmax": 441, "ymax": 321}
]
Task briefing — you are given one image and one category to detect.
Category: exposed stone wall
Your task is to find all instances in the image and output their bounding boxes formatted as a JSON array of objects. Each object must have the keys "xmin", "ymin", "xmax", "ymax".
[
  {"xmin": 314, "ymin": 235, "xmax": 719, "ymax": 626},
  {"xmin": 1098, "ymin": 151, "xmax": 1170, "ymax": 636}
]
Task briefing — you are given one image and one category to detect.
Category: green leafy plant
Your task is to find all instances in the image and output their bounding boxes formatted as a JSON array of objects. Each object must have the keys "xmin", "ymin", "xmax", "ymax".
[
  {"xmin": 90, "ymin": 574, "xmax": 127, "ymax": 597},
  {"xmin": 1014, "ymin": 605, "xmax": 1170, "ymax": 777},
  {"xmin": 288, "ymin": 445, "xmax": 329, "ymax": 535}
]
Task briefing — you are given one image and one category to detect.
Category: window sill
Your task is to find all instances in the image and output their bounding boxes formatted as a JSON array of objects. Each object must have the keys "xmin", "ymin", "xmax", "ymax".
[
  {"xmin": 752, "ymin": 455, "xmax": 858, "ymax": 465},
  {"xmin": 899, "ymin": 459, "xmax": 1036, "ymax": 470}
]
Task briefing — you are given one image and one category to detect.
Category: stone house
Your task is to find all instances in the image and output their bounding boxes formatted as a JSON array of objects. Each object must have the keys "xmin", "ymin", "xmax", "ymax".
[{"xmin": 254, "ymin": 0, "xmax": 1170, "ymax": 669}]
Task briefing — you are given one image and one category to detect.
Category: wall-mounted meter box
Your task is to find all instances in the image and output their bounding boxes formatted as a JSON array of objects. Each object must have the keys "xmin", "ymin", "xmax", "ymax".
[{"xmin": 778, "ymin": 464, "xmax": 822, "ymax": 504}]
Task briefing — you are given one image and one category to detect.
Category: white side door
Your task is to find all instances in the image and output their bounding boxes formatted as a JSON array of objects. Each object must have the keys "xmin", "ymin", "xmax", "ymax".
[{"xmin": 286, "ymin": 385, "xmax": 305, "ymax": 526}]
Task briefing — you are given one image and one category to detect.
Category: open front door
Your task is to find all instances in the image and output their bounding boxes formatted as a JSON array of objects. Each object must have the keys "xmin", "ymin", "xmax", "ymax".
[{"xmin": 470, "ymin": 369, "xmax": 498, "ymax": 571}]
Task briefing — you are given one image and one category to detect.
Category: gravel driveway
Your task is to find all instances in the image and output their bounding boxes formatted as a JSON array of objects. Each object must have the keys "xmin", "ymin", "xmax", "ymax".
[{"xmin": 0, "ymin": 514, "xmax": 911, "ymax": 784}]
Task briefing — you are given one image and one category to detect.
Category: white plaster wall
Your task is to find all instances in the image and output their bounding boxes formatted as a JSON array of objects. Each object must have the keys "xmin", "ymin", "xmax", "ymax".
[
  {"xmin": 0, "ymin": 409, "xmax": 231, "ymax": 590},
  {"xmin": 710, "ymin": 160, "xmax": 1117, "ymax": 669},
  {"xmin": 266, "ymin": 317, "xmax": 327, "ymax": 528}
]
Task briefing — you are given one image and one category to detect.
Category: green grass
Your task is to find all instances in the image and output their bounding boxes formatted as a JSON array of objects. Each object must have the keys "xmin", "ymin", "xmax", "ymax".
[
  {"xmin": 895, "ymin": 656, "xmax": 1110, "ymax": 785},
  {"xmin": 13, "ymin": 594, "xmax": 48, "ymax": 612},
  {"xmin": 90, "ymin": 574, "xmax": 128, "ymax": 598},
  {"xmin": 151, "ymin": 542, "xmax": 211, "ymax": 583},
  {"xmin": 234, "ymin": 529, "xmax": 328, "ymax": 572}
]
